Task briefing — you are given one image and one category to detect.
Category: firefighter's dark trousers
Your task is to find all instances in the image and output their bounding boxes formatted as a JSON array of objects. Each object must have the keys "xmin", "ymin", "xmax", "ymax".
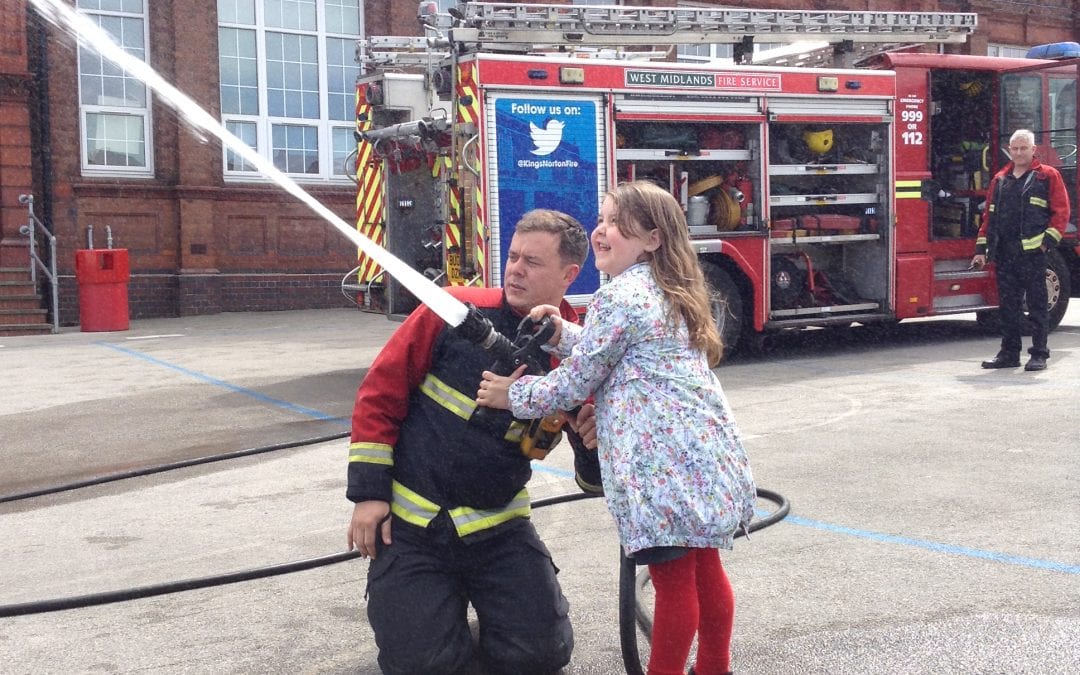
[
  {"xmin": 995, "ymin": 249, "xmax": 1049, "ymax": 359},
  {"xmin": 365, "ymin": 513, "xmax": 573, "ymax": 675}
]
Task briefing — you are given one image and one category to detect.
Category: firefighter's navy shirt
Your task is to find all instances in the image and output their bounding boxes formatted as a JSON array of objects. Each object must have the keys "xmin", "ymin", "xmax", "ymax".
[{"xmin": 993, "ymin": 169, "xmax": 1031, "ymax": 260}]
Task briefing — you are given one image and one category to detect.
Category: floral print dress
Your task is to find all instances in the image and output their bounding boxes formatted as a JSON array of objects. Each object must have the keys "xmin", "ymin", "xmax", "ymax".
[{"xmin": 509, "ymin": 263, "xmax": 756, "ymax": 554}]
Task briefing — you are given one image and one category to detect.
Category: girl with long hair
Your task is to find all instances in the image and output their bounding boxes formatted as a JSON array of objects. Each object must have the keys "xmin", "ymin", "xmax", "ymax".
[{"xmin": 477, "ymin": 180, "xmax": 756, "ymax": 675}]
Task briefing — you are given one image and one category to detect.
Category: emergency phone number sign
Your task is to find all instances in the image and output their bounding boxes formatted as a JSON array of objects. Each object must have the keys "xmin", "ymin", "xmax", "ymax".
[
  {"xmin": 899, "ymin": 94, "xmax": 926, "ymax": 146},
  {"xmin": 625, "ymin": 69, "xmax": 782, "ymax": 91}
]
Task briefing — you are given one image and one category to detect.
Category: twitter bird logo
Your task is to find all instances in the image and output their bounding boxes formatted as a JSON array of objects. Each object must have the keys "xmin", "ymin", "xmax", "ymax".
[{"xmin": 529, "ymin": 120, "xmax": 565, "ymax": 156}]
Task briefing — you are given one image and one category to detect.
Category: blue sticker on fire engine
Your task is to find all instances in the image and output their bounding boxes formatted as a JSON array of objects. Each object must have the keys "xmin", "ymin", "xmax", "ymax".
[{"xmin": 494, "ymin": 97, "xmax": 600, "ymax": 296}]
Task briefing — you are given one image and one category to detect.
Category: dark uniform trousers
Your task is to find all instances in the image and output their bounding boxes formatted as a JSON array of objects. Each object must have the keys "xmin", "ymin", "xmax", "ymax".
[
  {"xmin": 365, "ymin": 513, "xmax": 573, "ymax": 675},
  {"xmin": 995, "ymin": 248, "xmax": 1049, "ymax": 359}
]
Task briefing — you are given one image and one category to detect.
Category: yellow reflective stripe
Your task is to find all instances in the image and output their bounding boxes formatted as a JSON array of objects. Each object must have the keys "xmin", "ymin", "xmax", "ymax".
[
  {"xmin": 1021, "ymin": 232, "xmax": 1045, "ymax": 251},
  {"xmin": 390, "ymin": 481, "xmax": 531, "ymax": 536},
  {"xmin": 449, "ymin": 489, "xmax": 532, "ymax": 537},
  {"xmin": 1046, "ymin": 228, "xmax": 1062, "ymax": 243},
  {"xmin": 349, "ymin": 442, "xmax": 393, "ymax": 466},
  {"xmin": 988, "ymin": 204, "xmax": 996, "ymax": 213},
  {"xmin": 976, "ymin": 237, "xmax": 987, "ymax": 246},
  {"xmin": 420, "ymin": 373, "xmax": 476, "ymax": 420},
  {"xmin": 896, "ymin": 180, "xmax": 920, "ymax": 199},
  {"xmin": 389, "ymin": 503, "xmax": 432, "ymax": 528},
  {"xmin": 1030, "ymin": 196, "xmax": 1048, "ymax": 209},
  {"xmin": 504, "ymin": 421, "xmax": 525, "ymax": 443},
  {"xmin": 390, "ymin": 480, "xmax": 441, "ymax": 528}
]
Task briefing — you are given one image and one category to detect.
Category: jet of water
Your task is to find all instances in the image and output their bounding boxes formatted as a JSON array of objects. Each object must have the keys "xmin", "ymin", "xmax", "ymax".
[{"xmin": 28, "ymin": 0, "xmax": 469, "ymax": 327}]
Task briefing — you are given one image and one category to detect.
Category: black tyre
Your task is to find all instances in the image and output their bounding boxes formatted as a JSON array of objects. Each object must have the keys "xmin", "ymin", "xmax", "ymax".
[
  {"xmin": 739, "ymin": 330, "xmax": 772, "ymax": 356},
  {"xmin": 701, "ymin": 262, "xmax": 744, "ymax": 358},
  {"xmin": 1044, "ymin": 247, "xmax": 1070, "ymax": 330},
  {"xmin": 975, "ymin": 308, "xmax": 1000, "ymax": 333}
]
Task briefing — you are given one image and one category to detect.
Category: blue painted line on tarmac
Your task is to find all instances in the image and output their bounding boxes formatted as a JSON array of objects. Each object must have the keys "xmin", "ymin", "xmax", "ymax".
[
  {"xmin": 533, "ymin": 463, "xmax": 573, "ymax": 478},
  {"xmin": 531, "ymin": 477, "xmax": 1072, "ymax": 574},
  {"xmin": 782, "ymin": 513, "xmax": 1080, "ymax": 575},
  {"xmin": 97, "ymin": 342, "xmax": 349, "ymax": 426},
  {"xmin": 533, "ymin": 470, "xmax": 1078, "ymax": 575},
  {"xmin": 92, "ymin": 342, "xmax": 1076, "ymax": 576}
]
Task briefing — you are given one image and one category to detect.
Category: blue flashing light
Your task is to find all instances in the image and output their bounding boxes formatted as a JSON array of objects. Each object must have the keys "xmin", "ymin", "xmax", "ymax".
[{"xmin": 1025, "ymin": 42, "xmax": 1080, "ymax": 60}]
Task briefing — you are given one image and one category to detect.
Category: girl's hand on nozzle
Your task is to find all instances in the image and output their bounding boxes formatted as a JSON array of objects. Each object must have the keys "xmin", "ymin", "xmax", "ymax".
[
  {"xmin": 562, "ymin": 403, "xmax": 597, "ymax": 449},
  {"xmin": 528, "ymin": 304, "xmax": 563, "ymax": 345},
  {"xmin": 476, "ymin": 364, "xmax": 527, "ymax": 410}
]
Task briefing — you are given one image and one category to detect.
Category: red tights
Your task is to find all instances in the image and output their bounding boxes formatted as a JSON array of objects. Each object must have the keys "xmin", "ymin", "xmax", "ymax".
[{"xmin": 646, "ymin": 548, "xmax": 734, "ymax": 675}]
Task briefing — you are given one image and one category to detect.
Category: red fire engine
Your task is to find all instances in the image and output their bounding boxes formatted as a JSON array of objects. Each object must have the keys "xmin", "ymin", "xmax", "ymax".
[{"xmin": 351, "ymin": 3, "xmax": 1079, "ymax": 355}]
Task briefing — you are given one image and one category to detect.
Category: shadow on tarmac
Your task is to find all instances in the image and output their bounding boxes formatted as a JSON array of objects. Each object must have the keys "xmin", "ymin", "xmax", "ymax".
[{"xmin": 725, "ymin": 317, "xmax": 991, "ymax": 365}]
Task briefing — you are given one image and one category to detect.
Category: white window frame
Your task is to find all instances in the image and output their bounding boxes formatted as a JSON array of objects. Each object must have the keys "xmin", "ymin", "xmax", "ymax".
[
  {"xmin": 218, "ymin": 0, "xmax": 363, "ymax": 184},
  {"xmin": 76, "ymin": 0, "xmax": 154, "ymax": 178},
  {"xmin": 674, "ymin": 2, "xmax": 783, "ymax": 65},
  {"xmin": 988, "ymin": 43, "xmax": 1030, "ymax": 58},
  {"xmin": 677, "ymin": 42, "xmax": 736, "ymax": 64}
]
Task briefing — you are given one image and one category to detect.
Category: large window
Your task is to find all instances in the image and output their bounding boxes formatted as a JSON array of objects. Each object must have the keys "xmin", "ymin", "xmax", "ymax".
[
  {"xmin": 77, "ymin": 0, "xmax": 152, "ymax": 176},
  {"xmin": 218, "ymin": 0, "xmax": 362, "ymax": 181},
  {"xmin": 988, "ymin": 44, "xmax": 1029, "ymax": 58},
  {"xmin": 677, "ymin": 41, "xmax": 786, "ymax": 65}
]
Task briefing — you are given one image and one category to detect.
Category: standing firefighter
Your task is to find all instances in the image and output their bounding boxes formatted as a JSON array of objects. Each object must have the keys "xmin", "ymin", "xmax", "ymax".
[
  {"xmin": 346, "ymin": 210, "xmax": 599, "ymax": 675},
  {"xmin": 972, "ymin": 129, "xmax": 1071, "ymax": 372}
]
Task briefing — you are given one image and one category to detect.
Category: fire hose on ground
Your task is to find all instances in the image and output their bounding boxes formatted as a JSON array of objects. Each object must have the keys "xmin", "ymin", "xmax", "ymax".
[
  {"xmin": 0, "ymin": 433, "xmax": 789, "ymax": 675},
  {"xmin": 1, "ymin": 307, "xmax": 788, "ymax": 674}
]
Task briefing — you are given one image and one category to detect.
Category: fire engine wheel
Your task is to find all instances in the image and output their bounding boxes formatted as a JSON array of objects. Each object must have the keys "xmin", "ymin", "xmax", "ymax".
[
  {"xmin": 702, "ymin": 262, "xmax": 744, "ymax": 358},
  {"xmin": 1043, "ymin": 248, "xmax": 1070, "ymax": 329},
  {"xmin": 974, "ymin": 247, "xmax": 1071, "ymax": 333},
  {"xmin": 974, "ymin": 309, "xmax": 999, "ymax": 333}
]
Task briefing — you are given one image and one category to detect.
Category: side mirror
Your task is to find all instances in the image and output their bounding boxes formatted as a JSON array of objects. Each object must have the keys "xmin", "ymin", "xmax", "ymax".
[{"xmin": 921, "ymin": 179, "xmax": 952, "ymax": 203}]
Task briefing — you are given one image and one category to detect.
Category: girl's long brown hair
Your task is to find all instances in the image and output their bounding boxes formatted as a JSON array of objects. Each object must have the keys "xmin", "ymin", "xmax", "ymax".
[{"xmin": 605, "ymin": 181, "xmax": 723, "ymax": 365}]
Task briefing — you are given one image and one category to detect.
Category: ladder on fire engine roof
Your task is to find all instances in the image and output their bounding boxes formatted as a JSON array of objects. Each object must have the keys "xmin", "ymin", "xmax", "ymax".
[
  {"xmin": 444, "ymin": 3, "xmax": 977, "ymax": 48},
  {"xmin": 359, "ymin": 3, "xmax": 978, "ymax": 69}
]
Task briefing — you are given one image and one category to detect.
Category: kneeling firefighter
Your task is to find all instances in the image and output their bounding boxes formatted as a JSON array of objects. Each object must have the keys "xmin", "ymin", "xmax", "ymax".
[{"xmin": 346, "ymin": 209, "xmax": 602, "ymax": 675}]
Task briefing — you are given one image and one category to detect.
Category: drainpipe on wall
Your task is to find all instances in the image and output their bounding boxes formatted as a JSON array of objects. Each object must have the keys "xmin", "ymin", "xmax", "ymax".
[{"xmin": 29, "ymin": 10, "xmax": 55, "ymax": 238}]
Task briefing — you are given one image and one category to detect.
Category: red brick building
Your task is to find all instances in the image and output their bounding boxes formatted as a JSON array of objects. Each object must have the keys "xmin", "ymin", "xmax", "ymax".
[{"xmin": 0, "ymin": 1, "xmax": 1076, "ymax": 333}]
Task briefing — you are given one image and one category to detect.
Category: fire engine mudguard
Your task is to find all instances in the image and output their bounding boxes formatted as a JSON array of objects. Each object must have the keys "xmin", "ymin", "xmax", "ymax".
[
  {"xmin": 976, "ymin": 247, "xmax": 1072, "ymax": 333},
  {"xmin": 701, "ymin": 261, "xmax": 744, "ymax": 358}
]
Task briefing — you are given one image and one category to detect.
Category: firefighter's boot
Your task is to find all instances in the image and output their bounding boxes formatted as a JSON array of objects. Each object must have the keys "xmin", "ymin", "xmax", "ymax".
[{"xmin": 981, "ymin": 352, "xmax": 1020, "ymax": 369}]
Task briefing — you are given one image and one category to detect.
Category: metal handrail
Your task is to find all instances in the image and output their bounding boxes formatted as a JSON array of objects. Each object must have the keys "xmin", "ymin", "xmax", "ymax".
[
  {"xmin": 340, "ymin": 265, "xmax": 389, "ymax": 311},
  {"xmin": 17, "ymin": 194, "xmax": 59, "ymax": 333},
  {"xmin": 340, "ymin": 264, "xmax": 364, "ymax": 307}
]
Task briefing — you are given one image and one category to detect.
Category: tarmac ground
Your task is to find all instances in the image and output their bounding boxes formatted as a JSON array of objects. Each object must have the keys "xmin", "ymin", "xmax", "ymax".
[{"xmin": 1, "ymin": 303, "xmax": 1078, "ymax": 673}]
